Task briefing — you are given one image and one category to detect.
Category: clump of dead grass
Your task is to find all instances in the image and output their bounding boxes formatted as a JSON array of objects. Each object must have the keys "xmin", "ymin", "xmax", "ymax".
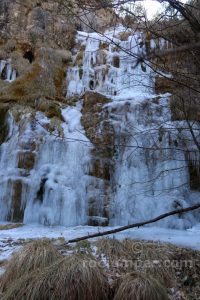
[
  {"xmin": 75, "ymin": 240, "xmax": 92, "ymax": 255},
  {"xmin": 122, "ymin": 239, "xmax": 176, "ymax": 286},
  {"xmin": 140, "ymin": 242, "xmax": 176, "ymax": 286},
  {"xmin": 95, "ymin": 238, "xmax": 176, "ymax": 286},
  {"xmin": 95, "ymin": 238, "xmax": 130, "ymax": 260},
  {"xmin": 0, "ymin": 224, "xmax": 23, "ymax": 231},
  {"xmin": 0, "ymin": 239, "xmax": 62, "ymax": 292},
  {"xmin": 2, "ymin": 254, "xmax": 109, "ymax": 300},
  {"xmin": 113, "ymin": 272, "xmax": 169, "ymax": 300}
]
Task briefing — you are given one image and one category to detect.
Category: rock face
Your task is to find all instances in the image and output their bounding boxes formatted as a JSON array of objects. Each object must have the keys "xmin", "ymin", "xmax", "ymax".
[
  {"xmin": 0, "ymin": 0, "xmax": 76, "ymax": 50},
  {"xmin": 81, "ymin": 92, "xmax": 113, "ymax": 226},
  {"xmin": 0, "ymin": 1, "xmax": 199, "ymax": 228},
  {"xmin": 0, "ymin": 104, "xmax": 8, "ymax": 144},
  {"xmin": 0, "ymin": 0, "xmax": 75, "ymax": 109}
]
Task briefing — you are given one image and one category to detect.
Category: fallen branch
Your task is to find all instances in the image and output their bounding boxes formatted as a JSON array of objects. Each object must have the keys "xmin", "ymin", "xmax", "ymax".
[{"xmin": 63, "ymin": 203, "xmax": 200, "ymax": 244}]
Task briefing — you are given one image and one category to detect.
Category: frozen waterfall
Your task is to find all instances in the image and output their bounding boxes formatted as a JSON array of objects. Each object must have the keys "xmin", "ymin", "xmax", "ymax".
[{"xmin": 0, "ymin": 27, "xmax": 199, "ymax": 228}]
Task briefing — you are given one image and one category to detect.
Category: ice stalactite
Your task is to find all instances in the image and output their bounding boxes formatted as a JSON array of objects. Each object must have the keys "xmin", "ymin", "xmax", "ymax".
[{"xmin": 0, "ymin": 60, "xmax": 17, "ymax": 82}]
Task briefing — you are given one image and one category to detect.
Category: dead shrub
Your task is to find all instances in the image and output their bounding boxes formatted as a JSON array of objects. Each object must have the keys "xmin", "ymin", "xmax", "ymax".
[
  {"xmin": 0, "ymin": 224, "xmax": 23, "ymax": 231},
  {"xmin": 113, "ymin": 272, "xmax": 169, "ymax": 300},
  {"xmin": 122, "ymin": 240, "xmax": 176, "ymax": 286},
  {"xmin": 95, "ymin": 238, "xmax": 130, "ymax": 260},
  {"xmin": 2, "ymin": 254, "xmax": 109, "ymax": 300},
  {"xmin": 0, "ymin": 239, "xmax": 61, "ymax": 292}
]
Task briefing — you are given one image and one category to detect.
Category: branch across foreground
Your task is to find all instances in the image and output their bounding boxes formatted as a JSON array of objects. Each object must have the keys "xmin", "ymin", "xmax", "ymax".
[{"xmin": 63, "ymin": 203, "xmax": 200, "ymax": 244}]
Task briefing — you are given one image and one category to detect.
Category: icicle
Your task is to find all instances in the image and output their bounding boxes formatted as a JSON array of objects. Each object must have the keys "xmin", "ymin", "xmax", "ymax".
[
  {"xmin": 0, "ymin": 60, "xmax": 17, "ymax": 82},
  {"xmin": 11, "ymin": 69, "xmax": 17, "ymax": 82},
  {"xmin": 0, "ymin": 60, "xmax": 7, "ymax": 77},
  {"xmin": 6, "ymin": 63, "xmax": 12, "ymax": 81}
]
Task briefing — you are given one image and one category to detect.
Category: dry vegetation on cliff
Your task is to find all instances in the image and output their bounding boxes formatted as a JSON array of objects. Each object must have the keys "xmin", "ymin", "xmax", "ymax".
[{"xmin": 0, "ymin": 0, "xmax": 77, "ymax": 113}]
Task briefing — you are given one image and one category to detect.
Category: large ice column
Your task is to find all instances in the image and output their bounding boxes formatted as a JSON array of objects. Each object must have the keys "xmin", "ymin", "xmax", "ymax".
[
  {"xmin": 0, "ymin": 104, "xmax": 91, "ymax": 226},
  {"xmin": 23, "ymin": 104, "xmax": 91, "ymax": 226},
  {"xmin": 0, "ymin": 114, "xmax": 20, "ymax": 220},
  {"xmin": 109, "ymin": 96, "xmax": 197, "ymax": 229}
]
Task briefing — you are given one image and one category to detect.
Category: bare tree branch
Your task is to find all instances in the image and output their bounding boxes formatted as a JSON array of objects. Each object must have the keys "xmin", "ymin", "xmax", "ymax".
[
  {"xmin": 148, "ymin": 41, "xmax": 200, "ymax": 59},
  {"xmin": 61, "ymin": 203, "xmax": 200, "ymax": 244}
]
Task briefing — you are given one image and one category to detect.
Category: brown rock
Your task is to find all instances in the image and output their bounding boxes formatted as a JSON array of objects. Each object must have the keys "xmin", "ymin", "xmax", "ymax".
[
  {"xmin": 0, "ymin": 105, "xmax": 9, "ymax": 144},
  {"xmin": 10, "ymin": 180, "xmax": 24, "ymax": 222},
  {"xmin": 18, "ymin": 151, "xmax": 36, "ymax": 170}
]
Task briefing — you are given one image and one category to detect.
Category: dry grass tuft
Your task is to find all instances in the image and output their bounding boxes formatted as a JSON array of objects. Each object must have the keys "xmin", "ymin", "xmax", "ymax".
[
  {"xmin": 0, "ymin": 223, "xmax": 23, "ymax": 231},
  {"xmin": 122, "ymin": 240, "xmax": 175, "ymax": 286},
  {"xmin": 141, "ymin": 242, "xmax": 175, "ymax": 286},
  {"xmin": 95, "ymin": 238, "xmax": 130, "ymax": 260},
  {"xmin": 75, "ymin": 240, "xmax": 92, "ymax": 254},
  {"xmin": 2, "ymin": 254, "xmax": 109, "ymax": 300},
  {"xmin": 0, "ymin": 239, "xmax": 61, "ymax": 292},
  {"xmin": 95, "ymin": 239, "xmax": 175, "ymax": 285},
  {"xmin": 113, "ymin": 272, "xmax": 169, "ymax": 300}
]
